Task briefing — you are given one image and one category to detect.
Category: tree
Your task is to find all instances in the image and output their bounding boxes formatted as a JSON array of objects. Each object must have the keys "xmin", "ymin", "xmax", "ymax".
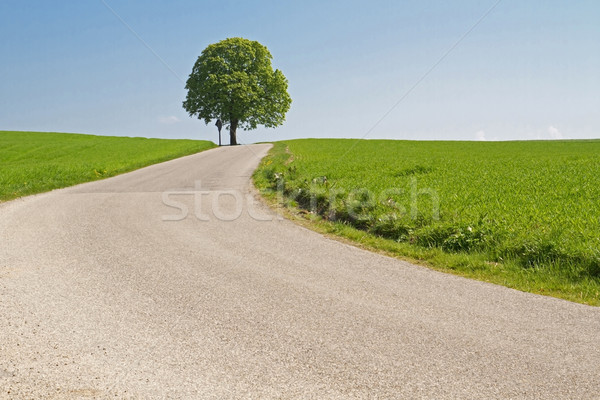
[{"xmin": 183, "ymin": 37, "xmax": 292, "ymax": 145}]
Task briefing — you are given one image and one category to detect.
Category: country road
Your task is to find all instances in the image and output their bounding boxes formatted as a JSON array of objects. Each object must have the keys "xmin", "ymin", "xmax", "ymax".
[{"xmin": 1, "ymin": 144, "xmax": 599, "ymax": 399}]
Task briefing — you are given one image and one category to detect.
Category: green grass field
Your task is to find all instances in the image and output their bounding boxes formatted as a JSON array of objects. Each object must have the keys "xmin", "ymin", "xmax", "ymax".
[
  {"xmin": 0, "ymin": 131, "xmax": 215, "ymax": 201},
  {"xmin": 254, "ymin": 139, "xmax": 600, "ymax": 305}
]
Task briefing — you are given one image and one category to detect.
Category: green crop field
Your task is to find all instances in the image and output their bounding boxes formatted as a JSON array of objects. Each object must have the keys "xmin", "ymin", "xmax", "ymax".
[
  {"xmin": 255, "ymin": 139, "xmax": 600, "ymax": 305},
  {"xmin": 0, "ymin": 131, "xmax": 215, "ymax": 201}
]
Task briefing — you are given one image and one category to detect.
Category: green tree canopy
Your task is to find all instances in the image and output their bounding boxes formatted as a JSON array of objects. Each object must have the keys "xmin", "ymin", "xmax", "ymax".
[{"xmin": 183, "ymin": 37, "xmax": 291, "ymax": 145}]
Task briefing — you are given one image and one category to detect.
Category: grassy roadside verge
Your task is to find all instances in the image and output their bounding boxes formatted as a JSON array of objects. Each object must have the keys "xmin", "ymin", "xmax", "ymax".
[
  {"xmin": 253, "ymin": 140, "xmax": 600, "ymax": 306},
  {"xmin": 0, "ymin": 131, "xmax": 216, "ymax": 202}
]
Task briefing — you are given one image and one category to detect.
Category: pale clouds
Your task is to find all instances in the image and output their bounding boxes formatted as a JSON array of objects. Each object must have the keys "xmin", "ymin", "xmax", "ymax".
[
  {"xmin": 158, "ymin": 116, "xmax": 181, "ymax": 124},
  {"xmin": 536, "ymin": 125, "xmax": 567, "ymax": 140},
  {"xmin": 475, "ymin": 130, "xmax": 486, "ymax": 141},
  {"xmin": 547, "ymin": 125, "xmax": 563, "ymax": 139}
]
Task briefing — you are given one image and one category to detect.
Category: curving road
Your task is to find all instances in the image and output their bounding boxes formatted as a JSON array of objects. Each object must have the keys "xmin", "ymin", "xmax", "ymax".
[{"xmin": 1, "ymin": 144, "xmax": 599, "ymax": 399}]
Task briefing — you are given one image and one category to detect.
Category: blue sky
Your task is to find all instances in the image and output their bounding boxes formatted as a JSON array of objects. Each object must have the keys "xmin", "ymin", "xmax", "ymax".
[{"xmin": 1, "ymin": 1, "xmax": 598, "ymax": 143}]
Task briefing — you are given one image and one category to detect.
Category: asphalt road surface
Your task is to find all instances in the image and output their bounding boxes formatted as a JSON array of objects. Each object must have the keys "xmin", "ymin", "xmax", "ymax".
[{"xmin": 1, "ymin": 144, "xmax": 599, "ymax": 399}]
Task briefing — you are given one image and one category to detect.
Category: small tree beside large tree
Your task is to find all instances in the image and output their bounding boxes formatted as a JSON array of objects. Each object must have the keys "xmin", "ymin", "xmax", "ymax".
[{"xmin": 183, "ymin": 37, "xmax": 291, "ymax": 145}]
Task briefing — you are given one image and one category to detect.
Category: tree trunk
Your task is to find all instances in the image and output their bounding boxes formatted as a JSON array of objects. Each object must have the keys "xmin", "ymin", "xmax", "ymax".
[{"xmin": 229, "ymin": 119, "xmax": 238, "ymax": 146}]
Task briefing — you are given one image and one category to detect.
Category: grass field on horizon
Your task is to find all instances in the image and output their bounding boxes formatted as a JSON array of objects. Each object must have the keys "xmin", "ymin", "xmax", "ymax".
[
  {"xmin": 0, "ymin": 131, "xmax": 216, "ymax": 201},
  {"xmin": 254, "ymin": 139, "xmax": 600, "ymax": 305}
]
